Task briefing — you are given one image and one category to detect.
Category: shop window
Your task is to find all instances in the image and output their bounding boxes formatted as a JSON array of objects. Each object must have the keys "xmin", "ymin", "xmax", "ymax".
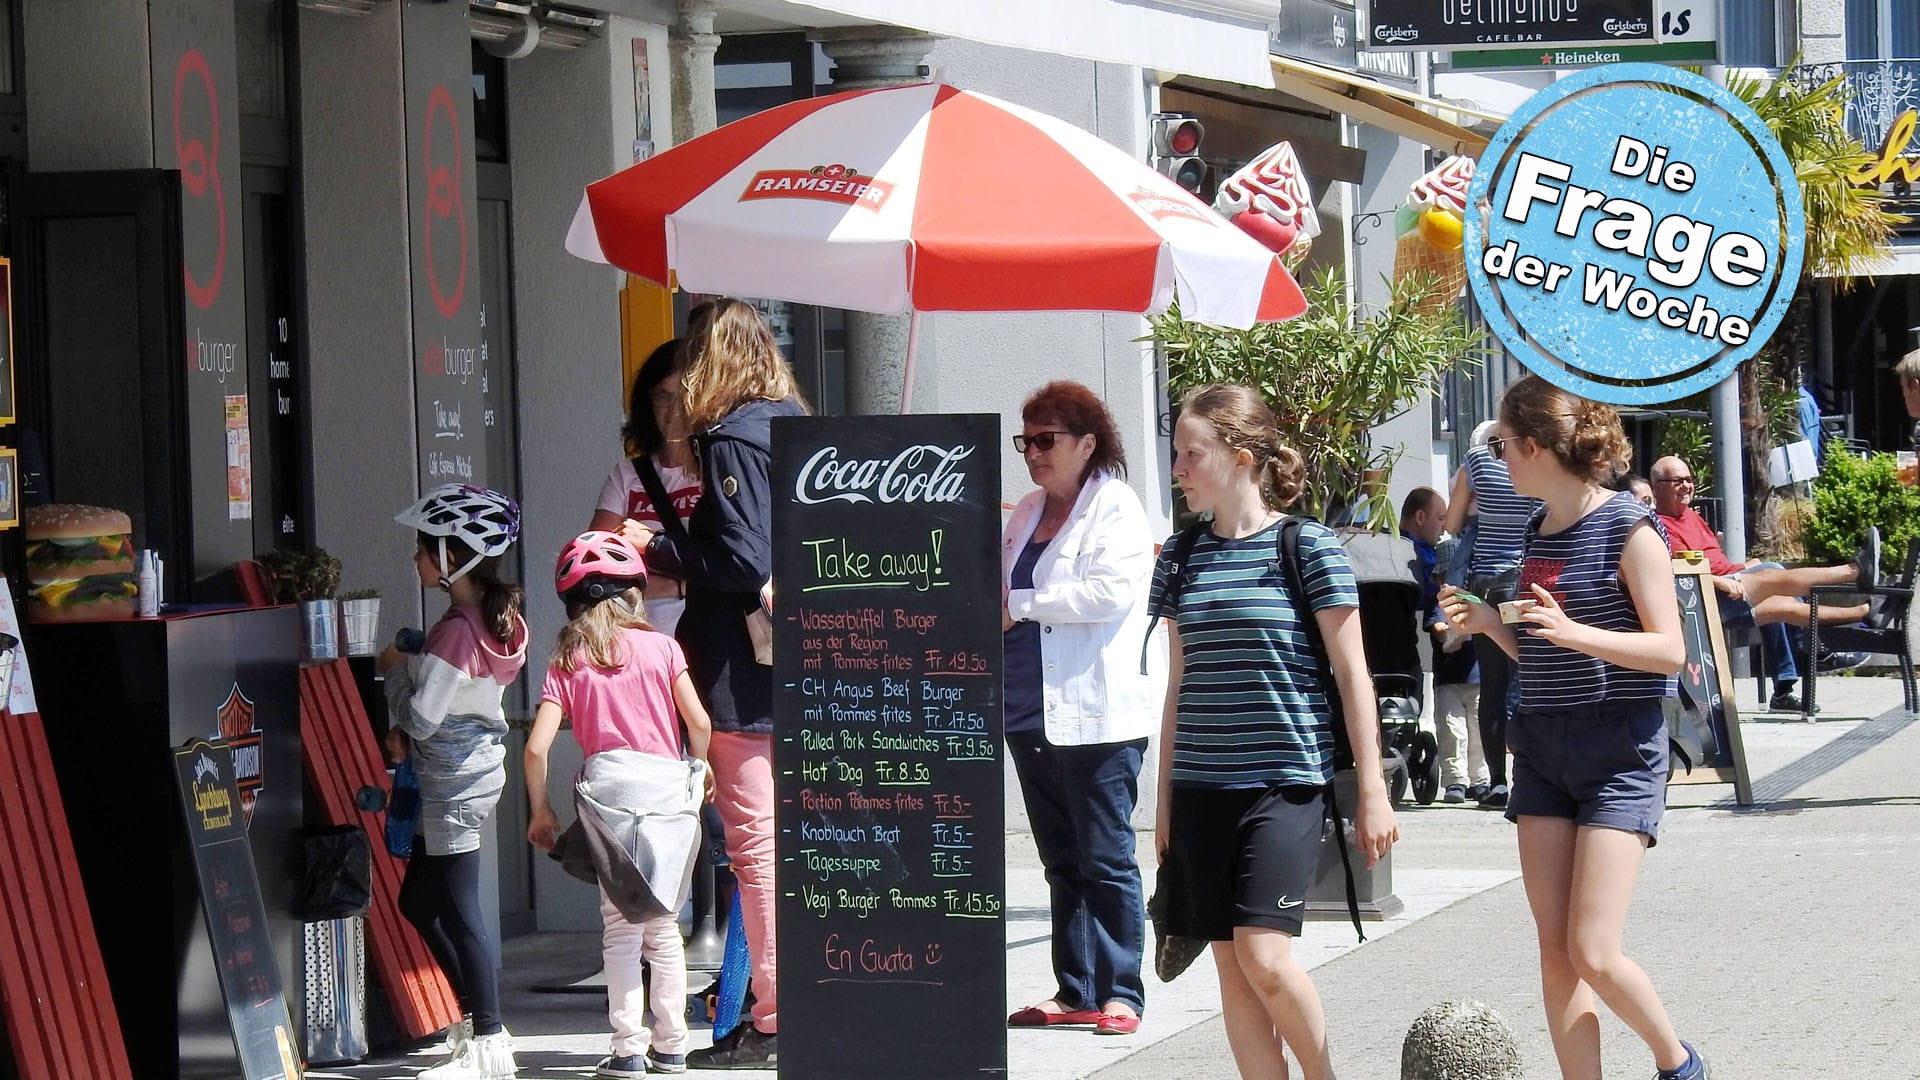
[
  {"xmin": 1849, "ymin": 0, "xmax": 1920, "ymax": 59},
  {"xmin": 235, "ymin": 0, "xmax": 285, "ymax": 123},
  {"xmin": 472, "ymin": 42, "xmax": 509, "ymax": 163},
  {"xmin": 1722, "ymin": 0, "xmax": 1780, "ymax": 68}
]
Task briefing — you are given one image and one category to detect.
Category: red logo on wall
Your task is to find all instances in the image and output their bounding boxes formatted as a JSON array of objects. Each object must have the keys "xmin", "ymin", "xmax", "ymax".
[
  {"xmin": 175, "ymin": 48, "xmax": 227, "ymax": 310},
  {"xmin": 216, "ymin": 684, "xmax": 264, "ymax": 826},
  {"xmin": 422, "ymin": 84, "xmax": 469, "ymax": 320}
]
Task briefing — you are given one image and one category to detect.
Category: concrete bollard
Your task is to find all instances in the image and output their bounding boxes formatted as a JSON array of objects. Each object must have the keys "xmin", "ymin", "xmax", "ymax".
[{"xmin": 1400, "ymin": 999, "xmax": 1525, "ymax": 1080}]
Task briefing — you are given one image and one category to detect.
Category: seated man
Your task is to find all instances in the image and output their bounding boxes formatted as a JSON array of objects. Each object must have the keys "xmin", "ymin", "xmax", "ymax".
[{"xmin": 1650, "ymin": 456, "xmax": 1878, "ymax": 710}]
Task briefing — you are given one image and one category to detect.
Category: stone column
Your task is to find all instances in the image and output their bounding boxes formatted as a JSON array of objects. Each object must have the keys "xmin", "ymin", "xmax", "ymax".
[
  {"xmin": 813, "ymin": 27, "xmax": 938, "ymax": 414},
  {"xmin": 670, "ymin": 0, "xmax": 719, "ymax": 143}
]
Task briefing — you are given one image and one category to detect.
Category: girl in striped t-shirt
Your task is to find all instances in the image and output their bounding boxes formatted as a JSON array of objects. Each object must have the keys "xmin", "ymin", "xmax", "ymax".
[
  {"xmin": 1440, "ymin": 376, "xmax": 1705, "ymax": 1080},
  {"xmin": 1152, "ymin": 384, "xmax": 1397, "ymax": 1080}
]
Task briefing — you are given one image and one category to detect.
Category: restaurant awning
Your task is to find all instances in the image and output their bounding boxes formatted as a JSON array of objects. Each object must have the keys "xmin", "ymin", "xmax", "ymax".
[
  {"xmin": 743, "ymin": 0, "xmax": 1282, "ymax": 88},
  {"xmin": 1267, "ymin": 54, "xmax": 1504, "ymax": 155}
]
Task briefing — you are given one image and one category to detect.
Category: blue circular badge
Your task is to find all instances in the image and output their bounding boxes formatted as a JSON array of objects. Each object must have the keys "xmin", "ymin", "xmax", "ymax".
[{"xmin": 1464, "ymin": 64, "xmax": 1804, "ymax": 406}]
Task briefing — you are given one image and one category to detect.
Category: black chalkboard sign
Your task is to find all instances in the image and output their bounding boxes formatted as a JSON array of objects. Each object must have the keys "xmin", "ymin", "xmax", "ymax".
[
  {"xmin": 1670, "ymin": 559, "xmax": 1753, "ymax": 805},
  {"xmin": 172, "ymin": 738, "xmax": 303, "ymax": 1079},
  {"xmin": 772, "ymin": 414, "xmax": 1006, "ymax": 1080}
]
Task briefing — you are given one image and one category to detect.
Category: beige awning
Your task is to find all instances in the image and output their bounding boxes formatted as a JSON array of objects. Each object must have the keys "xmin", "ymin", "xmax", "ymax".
[{"xmin": 1268, "ymin": 54, "xmax": 1503, "ymax": 156}]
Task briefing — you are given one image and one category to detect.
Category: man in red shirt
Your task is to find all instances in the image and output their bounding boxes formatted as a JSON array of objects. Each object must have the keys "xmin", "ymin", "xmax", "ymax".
[{"xmin": 1650, "ymin": 456, "xmax": 1877, "ymax": 710}]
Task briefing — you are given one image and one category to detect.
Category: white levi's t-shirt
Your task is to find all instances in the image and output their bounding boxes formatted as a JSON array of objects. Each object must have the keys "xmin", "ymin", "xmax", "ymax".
[{"xmin": 595, "ymin": 459, "xmax": 701, "ymax": 636}]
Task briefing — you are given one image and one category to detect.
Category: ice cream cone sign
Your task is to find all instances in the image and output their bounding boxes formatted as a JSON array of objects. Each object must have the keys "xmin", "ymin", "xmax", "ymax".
[
  {"xmin": 1214, "ymin": 142, "xmax": 1320, "ymax": 266},
  {"xmin": 1394, "ymin": 155, "xmax": 1475, "ymax": 312}
]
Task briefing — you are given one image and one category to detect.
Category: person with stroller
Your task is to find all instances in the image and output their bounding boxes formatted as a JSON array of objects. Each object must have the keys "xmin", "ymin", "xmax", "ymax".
[
  {"xmin": 1001, "ymin": 381, "xmax": 1160, "ymax": 1036},
  {"xmin": 1404, "ymin": 488, "xmax": 1486, "ymax": 803},
  {"xmin": 1151, "ymin": 383, "xmax": 1396, "ymax": 1080},
  {"xmin": 1439, "ymin": 375, "xmax": 1706, "ymax": 1080}
]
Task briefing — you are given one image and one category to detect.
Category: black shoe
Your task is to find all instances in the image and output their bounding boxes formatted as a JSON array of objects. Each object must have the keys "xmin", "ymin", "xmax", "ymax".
[
  {"xmin": 688, "ymin": 1026, "xmax": 776, "ymax": 1070},
  {"xmin": 1477, "ymin": 784, "xmax": 1509, "ymax": 809},
  {"xmin": 1856, "ymin": 526, "xmax": 1883, "ymax": 591},
  {"xmin": 1817, "ymin": 650, "xmax": 1870, "ymax": 673},
  {"xmin": 597, "ymin": 1053, "xmax": 647, "ymax": 1078},
  {"xmin": 1767, "ymin": 689, "xmax": 1803, "ymax": 712},
  {"xmin": 1465, "ymin": 782, "xmax": 1491, "ymax": 802}
]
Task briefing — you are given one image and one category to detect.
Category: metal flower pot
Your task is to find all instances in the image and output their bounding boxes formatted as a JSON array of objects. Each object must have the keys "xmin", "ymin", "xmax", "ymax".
[
  {"xmin": 302, "ymin": 599, "xmax": 341, "ymax": 663},
  {"xmin": 340, "ymin": 599, "xmax": 382, "ymax": 657}
]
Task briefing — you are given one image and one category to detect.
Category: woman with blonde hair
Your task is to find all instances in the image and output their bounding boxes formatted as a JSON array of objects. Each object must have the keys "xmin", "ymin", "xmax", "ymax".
[
  {"xmin": 1150, "ymin": 383, "xmax": 1397, "ymax": 1080},
  {"xmin": 1440, "ymin": 374, "xmax": 1702, "ymax": 1080},
  {"xmin": 624, "ymin": 298, "xmax": 807, "ymax": 1069}
]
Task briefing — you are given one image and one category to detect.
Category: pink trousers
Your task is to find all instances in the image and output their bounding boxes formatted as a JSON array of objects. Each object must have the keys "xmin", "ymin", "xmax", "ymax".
[{"xmin": 708, "ymin": 730, "xmax": 777, "ymax": 1033}]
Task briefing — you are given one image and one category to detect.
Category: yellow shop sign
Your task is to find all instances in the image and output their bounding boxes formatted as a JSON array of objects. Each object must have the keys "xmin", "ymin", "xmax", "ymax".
[{"xmin": 1852, "ymin": 110, "xmax": 1920, "ymax": 187}]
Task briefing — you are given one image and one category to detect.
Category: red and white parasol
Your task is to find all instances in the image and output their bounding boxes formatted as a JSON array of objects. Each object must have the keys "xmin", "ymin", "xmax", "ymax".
[{"xmin": 567, "ymin": 83, "xmax": 1307, "ymax": 344}]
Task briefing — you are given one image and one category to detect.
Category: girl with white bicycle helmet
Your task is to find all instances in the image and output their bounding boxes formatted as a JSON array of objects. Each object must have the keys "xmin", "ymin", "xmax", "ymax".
[
  {"xmin": 525, "ymin": 530, "xmax": 714, "ymax": 1076},
  {"xmin": 380, "ymin": 483, "xmax": 529, "ymax": 1080}
]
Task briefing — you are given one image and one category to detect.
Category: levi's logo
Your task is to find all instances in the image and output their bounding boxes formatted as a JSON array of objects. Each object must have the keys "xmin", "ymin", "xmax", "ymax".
[
  {"xmin": 1126, "ymin": 186, "xmax": 1212, "ymax": 225},
  {"xmin": 741, "ymin": 164, "xmax": 894, "ymax": 210}
]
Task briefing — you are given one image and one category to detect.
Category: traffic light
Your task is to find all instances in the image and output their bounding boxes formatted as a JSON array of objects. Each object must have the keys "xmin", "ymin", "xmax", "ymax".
[{"xmin": 1151, "ymin": 113, "xmax": 1207, "ymax": 194}]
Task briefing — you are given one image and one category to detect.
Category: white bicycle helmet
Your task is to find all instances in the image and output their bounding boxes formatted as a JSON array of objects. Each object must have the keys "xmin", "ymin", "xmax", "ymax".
[{"xmin": 395, "ymin": 484, "xmax": 521, "ymax": 588}]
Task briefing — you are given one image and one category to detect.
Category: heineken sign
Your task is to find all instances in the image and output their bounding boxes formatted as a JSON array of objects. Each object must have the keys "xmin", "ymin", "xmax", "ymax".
[{"xmin": 1364, "ymin": 0, "xmax": 1658, "ymax": 52}]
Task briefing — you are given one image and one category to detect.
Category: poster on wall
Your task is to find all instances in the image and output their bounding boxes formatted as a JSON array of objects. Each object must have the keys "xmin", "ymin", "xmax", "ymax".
[
  {"xmin": 632, "ymin": 37, "xmax": 654, "ymax": 163},
  {"xmin": 225, "ymin": 395, "xmax": 252, "ymax": 521},
  {"xmin": 149, "ymin": 0, "xmax": 252, "ymax": 578},
  {"xmin": 403, "ymin": 0, "xmax": 489, "ymax": 491}
]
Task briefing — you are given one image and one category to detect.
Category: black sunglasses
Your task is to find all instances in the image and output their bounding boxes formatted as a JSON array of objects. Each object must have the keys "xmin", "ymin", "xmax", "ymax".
[
  {"xmin": 1486, "ymin": 434, "xmax": 1509, "ymax": 460},
  {"xmin": 1013, "ymin": 430, "xmax": 1080, "ymax": 453}
]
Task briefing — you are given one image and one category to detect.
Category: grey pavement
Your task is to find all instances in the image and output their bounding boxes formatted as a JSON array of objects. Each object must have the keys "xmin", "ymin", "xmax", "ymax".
[{"xmin": 315, "ymin": 676, "xmax": 1916, "ymax": 1077}]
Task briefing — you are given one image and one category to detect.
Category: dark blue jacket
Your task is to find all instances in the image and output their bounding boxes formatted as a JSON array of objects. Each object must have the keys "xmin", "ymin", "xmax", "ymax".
[{"xmin": 645, "ymin": 397, "xmax": 806, "ymax": 733}]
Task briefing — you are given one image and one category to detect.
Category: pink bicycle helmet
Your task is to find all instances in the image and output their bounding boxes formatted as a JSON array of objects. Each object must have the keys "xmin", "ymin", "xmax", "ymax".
[{"xmin": 555, "ymin": 531, "xmax": 648, "ymax": 602}]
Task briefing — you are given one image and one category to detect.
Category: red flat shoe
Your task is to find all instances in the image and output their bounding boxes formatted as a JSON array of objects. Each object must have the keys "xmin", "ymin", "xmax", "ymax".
[
  {"xmin": 1008, "ymin": 1005, "xmax": 1103, "ymax": 1027},
  {"xmin": 1095, "ymin": 1012, "xmax": 1141, "ymax": 1035}
]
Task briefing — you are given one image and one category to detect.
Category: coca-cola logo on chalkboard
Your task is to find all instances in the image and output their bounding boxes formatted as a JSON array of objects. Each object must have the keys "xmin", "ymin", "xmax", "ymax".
[
  {"xmin": 174, "ymin": 48, "xmax": 227, "ymax": 310},
  {"xmin": 422, "ymin": 84, "xmax": 469, "ymax": 320},
  {"xmin": 794, "ymin": 445, "xmax": 972, "ymax": 505}
]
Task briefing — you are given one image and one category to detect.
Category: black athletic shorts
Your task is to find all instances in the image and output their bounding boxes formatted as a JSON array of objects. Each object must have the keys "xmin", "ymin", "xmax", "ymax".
[{"xmin": 1160, "ymin": 784, "xmax": 1328, "ymax": 939}]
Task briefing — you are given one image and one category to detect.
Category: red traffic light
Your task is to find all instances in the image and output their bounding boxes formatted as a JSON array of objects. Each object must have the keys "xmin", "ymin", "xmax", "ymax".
[{"xmin": 1151, "ymin": 114, "xmax": 1204, "ymax": 158}]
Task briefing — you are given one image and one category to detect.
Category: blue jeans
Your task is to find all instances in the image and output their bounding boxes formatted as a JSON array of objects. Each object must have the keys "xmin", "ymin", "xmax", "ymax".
[
  {"xmin": 1007, "ymin": 732, "xmax": 1148, "ymax": 1014},
  {"xmin": 1724, "ymin": 563, "xmax": 1800, "ymax": 685}
]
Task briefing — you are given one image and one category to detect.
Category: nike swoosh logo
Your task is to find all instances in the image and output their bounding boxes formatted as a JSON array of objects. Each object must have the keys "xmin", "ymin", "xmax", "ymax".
[{"xmin": 1276, "ymin": 896, "xmax": 1303, "ymax": 909}]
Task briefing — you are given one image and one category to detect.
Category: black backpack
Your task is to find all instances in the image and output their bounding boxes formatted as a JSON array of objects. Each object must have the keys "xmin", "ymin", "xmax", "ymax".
[{"xmin": 1141, "ymin": 516, "xmax": 1353, "ymax": 770}]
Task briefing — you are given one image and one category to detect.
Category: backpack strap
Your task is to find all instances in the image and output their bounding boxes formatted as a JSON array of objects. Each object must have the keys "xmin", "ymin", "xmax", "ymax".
[
  {"xmin": 1139, "ymin": 524, "xmax": 1203, "ymax": 676},
  {"xmin": 632, "ymin": 456, "xmax": 689, "ymax": 540},
  {"xmin": 1278, "ymin": 516, "xmax": 1366, "ymax": 943}
]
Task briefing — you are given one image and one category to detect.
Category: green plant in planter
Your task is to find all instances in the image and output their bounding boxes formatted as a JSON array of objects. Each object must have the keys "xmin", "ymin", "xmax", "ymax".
[
  {"xmin": 255, "ymin": 548, "xmax": 344, "ymax": 603},
  {"xmin": 1150, "ymin": 269, "xmax": 1485, "ymax": 531},
  {"xmin": 339, "ymin": 588, "xmax": 381, "ymax": 602},
  {"xmin": 1801, "ymin": 449, "xmax": 1920, "ymax": 575}
]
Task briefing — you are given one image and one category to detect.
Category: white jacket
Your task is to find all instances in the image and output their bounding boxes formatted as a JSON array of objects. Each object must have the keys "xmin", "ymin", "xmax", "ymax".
[{"xmin": 1003, "ymin": 472, "xmax": 1166, "ymax": 747}]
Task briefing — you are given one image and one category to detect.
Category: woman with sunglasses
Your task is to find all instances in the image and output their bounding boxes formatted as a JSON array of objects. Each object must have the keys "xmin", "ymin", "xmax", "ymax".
[
  {"xmin": 1002, "ymin": 381, "xmax": 1161, "ymax": 1036},
  {"xmin": 1442, "ymin": 415, "xmax": 1542, "ymax": 810},
  {"xmin": 1439, "ymin": 375, "xmax": 1705, "ymax": 1080}
]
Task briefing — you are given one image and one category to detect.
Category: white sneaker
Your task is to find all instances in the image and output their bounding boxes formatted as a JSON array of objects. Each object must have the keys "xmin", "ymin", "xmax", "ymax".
[
  {"xmin": 473, "ymin": 1030, "xmax": 518, "ymax": 1080},
  {"xmin": 449, "ymin": 1017, "xmax": 475, "ymax": 1057},
  {"xmin": 419, "ymin": 1041, "xmax": 482, "ymax": 1080}
]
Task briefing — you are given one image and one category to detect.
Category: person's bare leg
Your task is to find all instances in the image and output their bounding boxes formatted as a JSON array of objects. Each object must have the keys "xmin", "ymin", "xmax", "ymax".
[
  {"xmin": 1212, "ymin": 941, "xmax": 1290, "ymax": 1079},
  {"xmin": 1564, "ymin": 826, "xmax": 1688, "ymax": 1073},
  {"xmin": 1233, "ymin": 928, "xmax": 1333, "ymax": 1080},
  {"xmin": 1517, "ymin": 816, "xmax": 1601, "ymax": 1079},
  {"xmin": 1749, "ymin": 595, "xmax": 1871, "ymax": 628},
  {"xmin": 1737, "ymin": 564, "xmax": 1857, "ymax": 608}
]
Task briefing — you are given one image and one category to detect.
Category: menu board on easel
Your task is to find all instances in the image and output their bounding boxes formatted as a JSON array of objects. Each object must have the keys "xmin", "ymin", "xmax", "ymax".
[
  {"xmin": 1671, "ymin": 558, "xmax": 1753, "ymax": 805},
  {"xmin": 771, "ymin": 414, "xmax": 1006, "ymax": 1080},
  {"xmin": 172, "ymin": 738, "xmax": 302, "ymax": 1079}
]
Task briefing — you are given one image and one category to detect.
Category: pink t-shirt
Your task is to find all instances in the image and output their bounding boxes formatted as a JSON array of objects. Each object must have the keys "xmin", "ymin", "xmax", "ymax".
[{"xmin": 540, "ymin": 628, "xmax": 689, "ymax": 759}]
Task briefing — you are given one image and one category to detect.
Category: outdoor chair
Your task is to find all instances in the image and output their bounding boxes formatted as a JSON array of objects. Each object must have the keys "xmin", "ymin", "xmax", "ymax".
[{"xmin": 1804, "ymin": 538, "xmax": 1920, "ymax": 720}]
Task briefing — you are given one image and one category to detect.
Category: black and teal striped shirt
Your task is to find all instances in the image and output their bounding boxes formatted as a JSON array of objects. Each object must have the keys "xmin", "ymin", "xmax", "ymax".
[{"xmin": 1150, "ymin": 519, "xmax": 1359, "ymax": 789}]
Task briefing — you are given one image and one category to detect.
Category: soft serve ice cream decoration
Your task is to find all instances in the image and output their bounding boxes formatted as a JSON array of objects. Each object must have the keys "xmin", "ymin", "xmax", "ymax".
[
  {"xmin": 1212, "ymin": 142, "xmax": 1320, "ymax": 266},
  {"xmin": 1394, "ymin": 154, "xmax": 1475, "ymax": 311}
]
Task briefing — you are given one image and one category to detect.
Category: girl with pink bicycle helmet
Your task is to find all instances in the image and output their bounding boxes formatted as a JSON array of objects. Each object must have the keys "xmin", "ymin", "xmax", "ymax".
[{"xmin": 527, "ymin": 532, "xmax": 712, "ymax": 1076}]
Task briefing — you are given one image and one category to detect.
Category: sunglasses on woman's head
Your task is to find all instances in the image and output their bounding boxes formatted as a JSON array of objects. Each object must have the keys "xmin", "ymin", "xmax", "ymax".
[{"xmin": 1013, "ymin": 430, "xmax": 1078, "ymax": 453}]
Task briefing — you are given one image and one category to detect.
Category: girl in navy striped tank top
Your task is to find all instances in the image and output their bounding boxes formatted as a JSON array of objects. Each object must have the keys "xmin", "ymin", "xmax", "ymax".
[{"xmin": 1439, "ymin": 376, "xmax": 1708, "ymax": 1080}]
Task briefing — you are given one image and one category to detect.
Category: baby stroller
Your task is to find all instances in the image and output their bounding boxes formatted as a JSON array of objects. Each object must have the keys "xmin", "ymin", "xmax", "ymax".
[{"xmin": 1339, "ymin": 529, "xmax": 1441, "ymax": 805}]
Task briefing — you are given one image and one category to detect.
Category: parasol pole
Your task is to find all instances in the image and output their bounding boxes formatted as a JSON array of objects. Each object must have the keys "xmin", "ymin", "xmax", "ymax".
[{"xmin": 898, "ymin": 309, "xmax": 921, "ymax": 415}]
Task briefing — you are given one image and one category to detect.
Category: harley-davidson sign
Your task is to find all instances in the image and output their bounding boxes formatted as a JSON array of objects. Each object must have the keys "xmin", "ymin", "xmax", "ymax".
[{"xmin": 1363, "ymin": 0, "xmax": 1658, "ymax": 51}]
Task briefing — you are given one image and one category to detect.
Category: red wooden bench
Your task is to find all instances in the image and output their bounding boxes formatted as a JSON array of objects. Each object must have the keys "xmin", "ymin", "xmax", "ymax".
[
  {"xmin": 0, "ymin": 708, "xmax": 131, "ymax": 1079},
  {"xmin": 299, "ymin": 661, "xmax": 460, "ymax": 1040}
]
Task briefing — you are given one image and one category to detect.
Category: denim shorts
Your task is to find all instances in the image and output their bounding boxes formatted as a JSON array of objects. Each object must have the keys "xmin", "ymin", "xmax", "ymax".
[{"xmin": 1505, "ymin": 698, "xmax": 1669, "ymax": 844}]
